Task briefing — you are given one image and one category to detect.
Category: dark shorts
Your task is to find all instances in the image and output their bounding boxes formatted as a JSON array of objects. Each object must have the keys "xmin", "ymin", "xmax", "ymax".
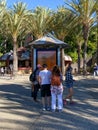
[
  {"xmin": 66, "ymin": 82, "xmax": 73, "ymax": 88},
  {"xmin": 41, "ymin": 84, "xmax": 51, "ymax": 97}
]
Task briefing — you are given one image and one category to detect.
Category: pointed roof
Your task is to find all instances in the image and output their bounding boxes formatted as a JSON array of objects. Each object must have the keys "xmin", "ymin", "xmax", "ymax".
[{"xmin": 29, "ymin": 33, "xmax": 69, "ymax": 48}]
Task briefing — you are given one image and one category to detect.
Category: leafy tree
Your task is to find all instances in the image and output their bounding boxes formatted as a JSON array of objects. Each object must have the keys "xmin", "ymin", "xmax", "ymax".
[
  {"xmin": 52, "ymin": 6, "xmax": 76, "ymax": 41},
  {"xmin": 51, "ymin": 6, "xmax": 77, "ymax": 75},
  {"xmin": 65, "ymin": 0, "xmax": 97, "ymax": 74},
  {"xmin": 96, "ymin": 3, "xmax": 98, "ymax": 64},
  {"xmin": 88, "ymin": 26, "xmax": 97, "ymax": 55},
  {"xmin": 0, "ymin": 0, "xmax": 7, "ymax": 55},
  {"xmin": 4, "ymin": 2, "xmax": 32, "ymax": 75},
  {"xmin": 28, "ymin": 6, "xmax": 53, "ymax": 39},
  {"xmin": 0, "ymin": 0, "xmax": 6, "ymax": 26},
  {"xmin": 71, "ymin": 24, "xmax": 84, "ymax": 73}
]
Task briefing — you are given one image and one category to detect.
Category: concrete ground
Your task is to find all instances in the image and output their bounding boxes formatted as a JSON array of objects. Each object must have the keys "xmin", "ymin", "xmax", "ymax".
[{"xmin": 0, "ymin": 74, "xmax": 98, "ymax": 130}]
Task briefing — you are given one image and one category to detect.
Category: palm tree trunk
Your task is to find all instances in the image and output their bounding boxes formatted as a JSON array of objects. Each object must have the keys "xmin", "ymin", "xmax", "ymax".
[
  {"xmin": 61, "ymin": 48, "xmax": 65, "ymax": 76},
  {"xmin": 13, "ymin": 38, "xmax": 18, "ymax": 76},
  {"xmin": 83, "ymin": 24, "xmax": 89, "ymax": 75},
  {"xmin": 77, "ymin": 44, "xmax": 81, "ymax": 74}
]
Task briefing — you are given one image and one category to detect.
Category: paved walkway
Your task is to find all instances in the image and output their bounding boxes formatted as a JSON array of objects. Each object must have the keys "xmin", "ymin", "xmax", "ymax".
[{"xmin": 0, "ymin": 75, "xmax": 98, "ymax": 130}]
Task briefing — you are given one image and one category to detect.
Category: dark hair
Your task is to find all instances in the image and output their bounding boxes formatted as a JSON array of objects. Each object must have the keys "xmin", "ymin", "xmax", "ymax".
[
  {"xmin": 52, "ymin": 65, "xmax": 60, "ymax": 76},
  {"xmin": 42, "ymin": 64, "xmax": 47, "ymax": 68},
  {"xmin": 67, "ymin": 66, "xmax": 72, "ymax": 71}
]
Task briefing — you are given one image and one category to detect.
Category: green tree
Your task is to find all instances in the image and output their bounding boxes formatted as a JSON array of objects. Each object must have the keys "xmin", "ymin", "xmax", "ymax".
[
  {"xmin": 4, "ymin": 2, "xmax": 32, "ymax": 75},
  {"xmin": 96, "ymin": 3, "xmax": 98, "ymax": 64},
  {"xmin": 52, "ymin": 6, "xmax": 76, "ymax": 41},
  {"xmin": 28, "ymin": 6, "xmax": 53, "ymax": 39},
  {"xmin": 0, "ymin": 0, "xmax": 7, "ymax": 54},
  {"xmin": 0, "ymin": 0, "xmax": 6, "ymax": 25},
  {"xmin": 65, "ymin": 0, "xmax": 97, "ymax": 74},
  {"xmin": 51, "ymin": 6, "xmax": 77, "ymax": 75},
  {"xmin": 72, "ymin": 25, "xmax": 83, "ymax": 73}
]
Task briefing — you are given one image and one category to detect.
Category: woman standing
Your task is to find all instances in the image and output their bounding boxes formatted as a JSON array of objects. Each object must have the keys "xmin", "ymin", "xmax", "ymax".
[
  {"xmin": 31, "ymin": 64, "xmax": 41, "ymax": 102},
  {"xmin": 51, "ymin": 65, "xmax": 63, "ymax": 112},
  {"xmin": 64, "ymin": 63, "xmax": 74, "ymax": 104}
]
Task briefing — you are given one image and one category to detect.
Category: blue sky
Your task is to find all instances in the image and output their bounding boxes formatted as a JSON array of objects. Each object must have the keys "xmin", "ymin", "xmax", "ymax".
[{"xmin": 7, "ymin": 0, "xmax": 65, "ymax": 10}]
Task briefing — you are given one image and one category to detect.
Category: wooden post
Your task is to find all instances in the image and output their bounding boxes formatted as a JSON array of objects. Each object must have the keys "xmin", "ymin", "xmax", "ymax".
[{"xmin": 61, "ymin": 48, "xmax": 65, "ymax": 76}]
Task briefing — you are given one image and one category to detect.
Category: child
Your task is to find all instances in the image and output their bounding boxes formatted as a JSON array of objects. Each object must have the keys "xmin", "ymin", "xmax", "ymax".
[{"xmin": 51, "ymin": 65, "xmax": 63, "ymax": 112}]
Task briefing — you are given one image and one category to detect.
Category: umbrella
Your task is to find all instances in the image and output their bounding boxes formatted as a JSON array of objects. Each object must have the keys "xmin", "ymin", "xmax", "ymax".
[{"xmin": 64, "ymin": 55, "xmax": 72, "ymax": 61}]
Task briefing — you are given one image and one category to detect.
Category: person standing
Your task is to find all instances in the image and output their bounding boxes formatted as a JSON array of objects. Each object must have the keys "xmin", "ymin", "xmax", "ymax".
[
  {"xmin": 39, "ymin": 64, "xmax": 51, "ymax": 111},
  {"xmin": 97, "ymin": 64, "xmax": 98, "ymax": 76},
  {"xmin": 9, "ymin": 64, "xmax": 13, "ymax": 78},
  {"xmin": 51, "ymin": 65, "xmax": 63, "ymax": 112},
  {"xmin": 31, "ymin": 64, "xmax": 41, "ymax": 102},
  {"xmin": 93, "ymin": 63, "xmax": 98, "ymax": 77},
  {"xmin": 64, "ymin": 63, "xmax": 75, "ymax": 104},
  {"xmin": 1, "ymin": 67, "xmax": 4, "ymax": 76}
]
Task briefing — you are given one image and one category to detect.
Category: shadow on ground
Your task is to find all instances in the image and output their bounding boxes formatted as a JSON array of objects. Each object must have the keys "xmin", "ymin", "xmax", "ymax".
[{"xmin": 0, "ymin": 77, "xmax": 98, "ymax": 130}]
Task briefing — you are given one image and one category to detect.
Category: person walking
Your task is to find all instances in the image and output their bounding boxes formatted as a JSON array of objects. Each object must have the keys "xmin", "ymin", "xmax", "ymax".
[
  {"xmin": 51, "ymin": 65, "xmax": 63, "ymax": 112},
  {"xmin": 64, "ymin": 63, "xmax": 75, "ymax": 104},
  {"xmin": 39, "ymin": 64, "xmax": 51, "ymax": 111},
  {"xmin": 31, "ymin": 64, "xmax": 41, "ymax": 102}
]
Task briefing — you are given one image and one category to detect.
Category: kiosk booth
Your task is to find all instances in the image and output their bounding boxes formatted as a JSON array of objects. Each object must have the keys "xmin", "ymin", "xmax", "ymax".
[{"xmin": 29, "ymin": 34, "xmax": 69, "ymax": 75}]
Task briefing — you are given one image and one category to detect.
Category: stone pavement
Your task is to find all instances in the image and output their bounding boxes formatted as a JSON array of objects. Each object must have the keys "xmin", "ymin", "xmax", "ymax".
[{"xmin": 0, "ymin": 75, "xmax": 98, "ymax": 130}]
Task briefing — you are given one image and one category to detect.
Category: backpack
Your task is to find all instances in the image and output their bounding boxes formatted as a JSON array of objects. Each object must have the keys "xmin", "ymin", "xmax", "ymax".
[
  {"xmin": 51, "ymin": 75, "xmax": 61, "ymax": 86},
  {"xmin": 29, "ymin": 72, "xmax": 36, "ymax": 82}
]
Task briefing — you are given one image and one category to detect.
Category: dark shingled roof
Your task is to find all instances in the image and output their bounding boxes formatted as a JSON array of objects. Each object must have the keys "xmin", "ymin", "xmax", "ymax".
[{"xmin": 29, "ymin": 33, "xmax": 69, "ymax": 48}]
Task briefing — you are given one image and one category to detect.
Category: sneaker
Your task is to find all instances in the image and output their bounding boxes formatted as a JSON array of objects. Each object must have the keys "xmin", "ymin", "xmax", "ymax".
[
  {"xmin": 58, "ymin": 109, "xmax": 62, "ymax": 113},
  {"xmin": 47, "ymin": 107, "xmax": 51, "ymax": 111},
  {"xmin": 42, "ymin": 107, "xmax": 46, "ymax": 111}
]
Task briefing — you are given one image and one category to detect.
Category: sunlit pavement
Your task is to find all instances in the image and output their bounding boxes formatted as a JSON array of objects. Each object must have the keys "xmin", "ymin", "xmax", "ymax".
[{"xmin": 0, "ymin": 75, "xmax": 98, "ymax": 130}]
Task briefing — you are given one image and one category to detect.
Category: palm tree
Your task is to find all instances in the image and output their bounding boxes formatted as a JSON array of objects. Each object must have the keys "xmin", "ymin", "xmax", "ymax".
[
  {"xmin": 0, "ymin": 0, "xmax": 6, "ymax": 33},
  {"xmin": 96, "ymin": 3, "xmax": 98, "ymax": 64},
  {"xmin": 0, "ymin": 0, "xmax": 6, "ymax": 18},
  {"xmin": 65, "ymin": 0, "xmax": 97, "ymax": 74},
  {"xmin": 4, "ymin": 2, "xmax": 32, "ymax": 75},
  {"xmin": 52, "ymin": 6, "xmax": 76, "ymax": 41},
  {"xmin": 52, "ymin": 6, "xmax": 77, "ymax": 75},
  {"xmin": 28, "ymin": 6, "xmax": 53, "ymax": 39}
]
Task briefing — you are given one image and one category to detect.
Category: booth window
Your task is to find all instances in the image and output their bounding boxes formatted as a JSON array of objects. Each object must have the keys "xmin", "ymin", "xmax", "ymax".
[{"xmin": 37, "ymin": 49, "xmax": 57, "ymax": 70}]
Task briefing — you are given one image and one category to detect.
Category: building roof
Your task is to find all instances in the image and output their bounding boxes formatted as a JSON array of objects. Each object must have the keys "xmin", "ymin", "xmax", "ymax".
[
  {"xmin": 0, "ymin": 50, "xmax": 30, "ymax": 61},
  {"xmin": 0, "ymin": 52, "xmax": 12, "ymax": 61},
  {"xmin": 29, "ymin": 33, "xmax": 69, "ymax": 48}
]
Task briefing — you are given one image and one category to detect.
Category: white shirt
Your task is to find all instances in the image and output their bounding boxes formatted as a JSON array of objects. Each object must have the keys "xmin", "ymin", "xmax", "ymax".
[
  {"xmin": 1, "ymin": 67, "xmax": 4, "ymax": 73},
  {"xmin": 39, "ymin": 69, "xmax": 51, "ymax": 85}
]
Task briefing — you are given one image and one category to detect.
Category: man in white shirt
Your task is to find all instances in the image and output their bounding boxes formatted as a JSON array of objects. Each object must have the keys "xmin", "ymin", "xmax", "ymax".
[{"xmin": 39, "ymin": 64, "xmax": 51, "ymax": 111}]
